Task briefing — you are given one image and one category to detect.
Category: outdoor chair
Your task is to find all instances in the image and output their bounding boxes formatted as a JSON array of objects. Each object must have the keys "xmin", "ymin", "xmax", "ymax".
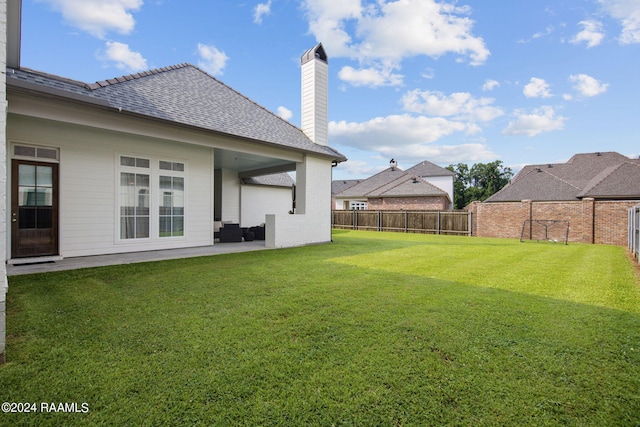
[{"xmin": 219, "ymin": 223, "xmax": 243, "ymax": 242}]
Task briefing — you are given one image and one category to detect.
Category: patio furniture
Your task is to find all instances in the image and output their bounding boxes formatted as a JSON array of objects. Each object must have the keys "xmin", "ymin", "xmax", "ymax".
[
  {"xmin": 243, "ymin": 229, "xmax": 255, "ymax": 241},
  {"xmin": 219, "ymin": 223, "xmax": 242, "ymax": 242},
  {"xmin": 249, "ymin": 225, "xmax": 265, "ymax": 240}
]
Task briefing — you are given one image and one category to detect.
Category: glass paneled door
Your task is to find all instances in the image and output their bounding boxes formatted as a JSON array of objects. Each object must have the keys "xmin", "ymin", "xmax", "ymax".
[{"xmin": 11, "ymin": 160, "xmax": 59, "ymax": 258}]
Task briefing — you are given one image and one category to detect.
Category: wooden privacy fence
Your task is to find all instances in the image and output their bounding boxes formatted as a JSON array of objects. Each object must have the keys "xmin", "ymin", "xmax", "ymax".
[{"xmin": 332, "ymin": 210, "xmax": 471, "ymax": 236}]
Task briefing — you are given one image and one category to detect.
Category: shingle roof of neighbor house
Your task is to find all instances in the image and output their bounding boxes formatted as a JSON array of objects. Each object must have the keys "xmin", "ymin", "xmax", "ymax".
[
  {"xmin": 332, "ymin": 179, "xmax": 361, "ymax": 195},
  {"xmin": 485, "ymin": 152, "xmax": 640, "ymax": 202},
  {"xmin": 335, "ymin": 165, "xmax": 449, "ymax": 199},
  {"xmin": 406, "ymin": 160, "xmax": 455, "ymax": 177},
  {"xmin": 7, "ymin": 64, "xmax": 346, "ymax": 162}
]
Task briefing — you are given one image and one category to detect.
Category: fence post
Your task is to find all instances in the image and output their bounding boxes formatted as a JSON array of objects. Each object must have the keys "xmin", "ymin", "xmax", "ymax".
[
  {"xmin": 378, "ymin": 210, "xmax": 382, "ymax": 231},
  {"xmin": 437, "ymin": 211, "xmax": 441, "ymax": 235},
  {"xmin": 405, "ymin": 210, "xmax": 408, "ymax": 233}
]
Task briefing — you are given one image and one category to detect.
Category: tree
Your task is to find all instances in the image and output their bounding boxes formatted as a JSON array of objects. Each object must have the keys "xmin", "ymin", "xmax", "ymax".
[{"xmin": 446, "ymin": 161, "xmax": 513, "ymax": 209}]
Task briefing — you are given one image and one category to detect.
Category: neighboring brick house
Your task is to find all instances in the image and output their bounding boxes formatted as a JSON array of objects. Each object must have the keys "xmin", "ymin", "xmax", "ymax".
[
  {"xmin": 333, "ymin": 160, "xmax": 453, "ymax": 210},
  {"xmin": 469, "ymin": 152, "xmax": 640, "ymax": 245}
]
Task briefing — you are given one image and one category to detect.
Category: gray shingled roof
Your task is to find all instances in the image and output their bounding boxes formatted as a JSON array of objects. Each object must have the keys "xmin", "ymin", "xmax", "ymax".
[
  {"xmin": 335, "ymin": 166, "xmax": 448, "ymax": 199},
  {"xmin": 7, "ymin": 65, "xmax": 346, "ymax": 162},
  {"xmin": 579, "ymin": 162, "xmax": 640, "ymax": 198},
  {"xmin": 242, "ymin": 172, "xmax": 295, "ymax": 187},
  {"xmin": 332, "ymin": 179, "xmax": 361, "ymax": 195},
  {"xmin": 406, "ymin": 160, "xmax": 454, "ymax": 177},
  {"xmin": 486, "ymin": 152, "xmax": 640, "ymax": 202}
]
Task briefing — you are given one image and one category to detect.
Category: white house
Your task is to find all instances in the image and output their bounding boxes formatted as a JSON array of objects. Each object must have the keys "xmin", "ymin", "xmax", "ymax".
[{"xmin": 0, "ymin": 2, "xmax": 345, "ymax": 362}]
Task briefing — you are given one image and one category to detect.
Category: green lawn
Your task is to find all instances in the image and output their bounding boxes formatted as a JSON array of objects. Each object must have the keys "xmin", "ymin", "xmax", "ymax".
[{"xmin": 2, "ymin": 230, "xmax": 640, "ymax": 426}]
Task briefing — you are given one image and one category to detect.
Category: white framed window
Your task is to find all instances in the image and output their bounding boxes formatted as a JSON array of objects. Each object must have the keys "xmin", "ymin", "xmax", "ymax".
[
  {"xmin": 12, "ymin": 143, "xmax": 59, "ymax": 163},
  {"xmin": 119, "ymin": 156, "xmax": 150, "ymax": 239},
  {"xmin": 159, "ymin": 161, "xmax": 185, "ymax": 237},
  {"xmin": 350, "ymin": 201, "xmax": 368, "ymax": 210},
  {"xmin": 117, "ymin": 155, "xmax": 187, "ymax": 241}
]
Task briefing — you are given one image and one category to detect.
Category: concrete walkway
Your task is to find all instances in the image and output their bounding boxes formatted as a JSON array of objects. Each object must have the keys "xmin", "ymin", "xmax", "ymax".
[{"xmin": 7, "ymin": 240, "xmax": 269, "ymax": 276}]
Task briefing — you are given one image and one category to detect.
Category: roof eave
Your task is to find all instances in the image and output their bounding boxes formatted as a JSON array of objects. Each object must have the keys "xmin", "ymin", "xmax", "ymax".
[{"xmin": 8, "ymin": 78, "xmax": 347, "ymax": 163}]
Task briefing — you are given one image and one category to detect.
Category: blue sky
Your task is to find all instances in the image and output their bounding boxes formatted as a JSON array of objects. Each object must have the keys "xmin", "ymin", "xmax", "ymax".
[{"xmin": 19, "ymin": 0, "xmax": 640, "ymax": 179}]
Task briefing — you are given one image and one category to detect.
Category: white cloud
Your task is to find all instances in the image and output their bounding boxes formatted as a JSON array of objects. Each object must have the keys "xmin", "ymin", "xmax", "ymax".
[
  {"xmin": 302, "ymin": 0, "xmax": 489, "ymax": 87},
  {"xmin": 338, "ymin": 65, "xmax": 403, "ymax": 87},
  {"xmin": 333, "ymin": 159, "xmax": 384, "ymax": 178},
  {"xmin": 482, "ymin": 79, "xmax": 500, "ymax": 91},
  {"xmin": 330, "ymin": 114, "xmax": 471, "ymax": 150},
  {"xmin": 197, "ymin": 43, "xmax": 229, "ymax": 76},
  {"xmin": 302, "ymin": 0, "xmax": 362, "ymax": 58},
  {"xmin": 40, "ymin": 0, "xmax": 143, "ymax": 39},
  {"xmin": 355, "ymin": 1, "xmax": 489, "ymax": 65},
  {"xmin": 277, "ymin": 106, "xmax": 293, "ymax": 121},
  {"xmin": 599, "ymin": 0, "xmax": 640, "ymax": 44},
  {"xmin": 523, "ymin": 77, "xmax": 553, "ymax": 98},
  {"xmin": 382, "ymin": 143, "xmax": 497, "ymax": 165},
  {"xmin": 421, "ymin": 68, "xmax": 436, "ymax": 80},
  {"xmin": 502, "ymin": 106, "xmax": 566, "ymax": 137},
  {"xmin": 253, "ymin": 0, "xmax": 272, "ymax": 24},
  {"xmin": 401, "ymin": 90, "xmax": 504, "ymax": 122},
  {"xmin": 518, "ymin": 25, "xmax": 555, "ymax": 43},
  {"xmin": 101, "ymin": 41, "xmax": 147, "ymax": 71},
  {"xmin": 570, "ymin": 20, "xmax": 605, "ymax": 48},
  {"xmin": 568, "ymin": 74, "xmax": 609, "ymax": 97}
]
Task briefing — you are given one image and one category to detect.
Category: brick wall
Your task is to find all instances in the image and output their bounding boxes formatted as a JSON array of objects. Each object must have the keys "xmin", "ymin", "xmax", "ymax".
[
  {"xmin": 469, "ymin": 198, "xmax": 639, "ymax": 246},
  {"xmin": 594, "ymin": 201, "xmax": 639, "ymax": 246},
  {"xmin": 367, "ymin": 196, "xmax": 448, "ymax": 211}
]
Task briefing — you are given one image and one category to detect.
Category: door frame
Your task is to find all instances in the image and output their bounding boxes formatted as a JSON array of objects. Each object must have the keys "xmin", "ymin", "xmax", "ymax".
[{"xmin": 11, "ymin": 159, "xmax": 60, "ymax": 259}]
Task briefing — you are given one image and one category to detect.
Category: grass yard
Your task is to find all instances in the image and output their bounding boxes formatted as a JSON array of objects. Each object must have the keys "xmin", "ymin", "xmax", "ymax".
[{"xmin": 2, "ymin": 230, "xmax": 640, "ymax": 426}]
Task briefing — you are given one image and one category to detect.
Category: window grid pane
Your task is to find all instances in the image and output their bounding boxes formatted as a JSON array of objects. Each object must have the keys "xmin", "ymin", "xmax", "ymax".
[
  {"xmin": 159, "ymin": 175, "xmax": 184, "ymax": 237},
  {"xmin": 120, "ymin": 172, "xmax": 150, "ymax": 239}
]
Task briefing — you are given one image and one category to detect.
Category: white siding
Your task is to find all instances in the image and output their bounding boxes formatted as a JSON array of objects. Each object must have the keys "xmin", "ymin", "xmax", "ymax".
[
  {"xmin": 423, "ymin": 176, "xmax": 454, "ymax": 208},
  {"xmin": 241, "ymin": 184, "xmax": 291, "ymax": 227},
  {"xmin": 301, "ymin": 57, "xmax": 328, "ymax": 146},
  {"xmin": 220, "ymin": 169, "xmax": 240, "ymax": 223},
  {"xmin": 267, "ymin": 155, "xmax": 332, "ymax": 247},
  {"xmin": 1, "ymin": 0, "xmax": 7, "ymax": 364},
  {"xmin": 8, "ymin": 115, "xmax": 214, "ymax": 258}
]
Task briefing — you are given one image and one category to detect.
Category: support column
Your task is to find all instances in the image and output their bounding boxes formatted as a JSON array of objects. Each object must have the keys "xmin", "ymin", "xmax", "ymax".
[
  {"xmin": 521, "ymin": 199, "xmax": 532, "ymax": 240},
  {"xmin": 582, "ymin": 198, "xmax": 595, "ymax": 244}
]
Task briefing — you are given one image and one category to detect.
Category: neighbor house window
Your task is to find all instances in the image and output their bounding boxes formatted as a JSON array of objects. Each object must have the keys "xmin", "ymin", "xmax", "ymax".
[
  {"xmin": 159, "ymin": 161, "xmax": 185, "ymax": 237},
  {"xmin": 120, "ymin": 156, "xmax": 150, "ymax": 239},
  {"xmin": 350, "ymin": 201, "xmax": 367, "ymax": 210}
]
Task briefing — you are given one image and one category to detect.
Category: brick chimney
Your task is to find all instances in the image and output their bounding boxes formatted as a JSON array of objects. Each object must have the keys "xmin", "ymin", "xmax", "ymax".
[{"xmin": 301, "ymin": 43, "xmax": 328, "ymax": 146}]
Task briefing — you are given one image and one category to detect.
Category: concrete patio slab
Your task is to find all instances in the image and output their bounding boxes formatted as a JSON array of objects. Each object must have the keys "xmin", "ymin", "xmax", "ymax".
[{"xmin": 7, "ymin": 241, "xmax": 269, "ymax": 276}]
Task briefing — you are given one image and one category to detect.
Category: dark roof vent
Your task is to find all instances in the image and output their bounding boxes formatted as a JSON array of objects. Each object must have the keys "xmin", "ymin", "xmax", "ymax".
[
  {"xmin": 596, "ymin": 152, "xmax": 602, "ymax": 156},
  {"xmin": 535, "ymin": 167, "xmax": 542, "ymax": 172}
]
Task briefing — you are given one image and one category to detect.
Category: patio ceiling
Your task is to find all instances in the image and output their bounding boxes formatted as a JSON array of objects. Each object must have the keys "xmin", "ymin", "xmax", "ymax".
[{"xmin": 214, "ymin": 148, "xmax": 297, "ymax": 178}]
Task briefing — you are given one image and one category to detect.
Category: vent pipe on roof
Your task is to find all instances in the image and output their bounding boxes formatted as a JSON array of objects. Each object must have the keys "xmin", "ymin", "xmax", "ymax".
[{"xmin": 301, "ymin": 43, "xmax": 328, "ymax": 146}]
